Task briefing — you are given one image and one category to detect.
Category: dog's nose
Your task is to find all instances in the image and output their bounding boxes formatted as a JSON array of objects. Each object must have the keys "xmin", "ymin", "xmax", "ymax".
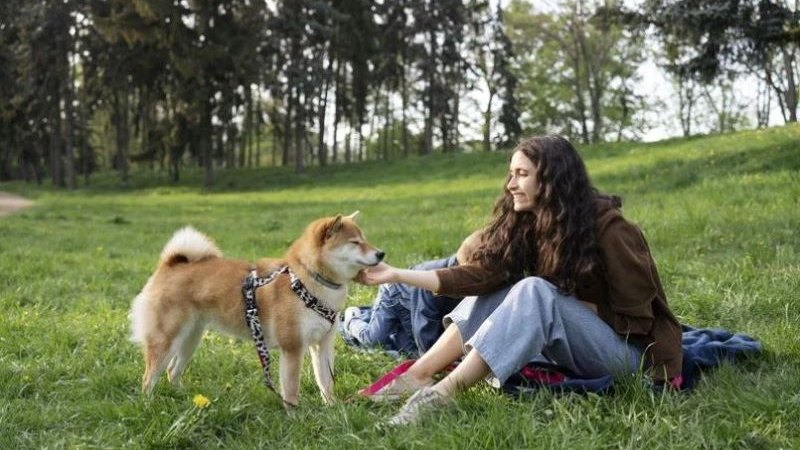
[{"xmin": 376, "ymin": 251, "xmax": 385, "ymax": 261}]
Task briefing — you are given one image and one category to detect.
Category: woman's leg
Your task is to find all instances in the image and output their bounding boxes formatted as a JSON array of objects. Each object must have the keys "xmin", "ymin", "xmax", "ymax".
[
  {"xmin": 481, "ymin": 277, "xmax": 640, "ymax": 382},
  {"xmin": 431, "ymin": 348, "xmax": 491, "ymax": 397},
  {"xmin": 385, "ymin": 277, "xmax": 643, "ymax": 426},
  {"xmin": 405, "ymin": 324, "xmax": 465, "ymax": 384},
  {"xmin": 405, "ymin": 284, "xmax": 514, "ymax": 384},
  {"xmin": 435, "ymin": 277, "xmax": 643, "ymax": 396}
]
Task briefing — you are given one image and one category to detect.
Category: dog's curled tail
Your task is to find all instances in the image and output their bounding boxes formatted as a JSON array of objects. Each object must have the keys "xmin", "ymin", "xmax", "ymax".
[{"xmin": 159, "ymin": 226, "xmax": 223, "ymax": 268}]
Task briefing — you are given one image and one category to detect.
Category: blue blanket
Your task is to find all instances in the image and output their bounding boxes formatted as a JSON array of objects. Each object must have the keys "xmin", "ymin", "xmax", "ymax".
[{"xmin": 502, "ymin": 325, "xmax": 762, "ymax": 395}]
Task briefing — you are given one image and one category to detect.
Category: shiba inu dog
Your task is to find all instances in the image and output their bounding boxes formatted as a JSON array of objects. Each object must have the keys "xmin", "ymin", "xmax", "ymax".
[{"xmin": 130, "ymin": 212, "xmax": 384, "ymax": 406}]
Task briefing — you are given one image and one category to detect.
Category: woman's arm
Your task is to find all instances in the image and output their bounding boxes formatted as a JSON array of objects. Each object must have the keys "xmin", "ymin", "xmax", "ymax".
[
  {"xmin": 360, "ymin": 261, "xmax": 509, "ymax": 297},
  {"xmin": 359, "ymin": 262, "xmax": 441, "ymax": 292}
]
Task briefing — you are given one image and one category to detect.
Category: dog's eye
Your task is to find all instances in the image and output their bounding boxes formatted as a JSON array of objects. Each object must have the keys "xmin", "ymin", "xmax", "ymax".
[{"xmin": 349, "ymin": 240, "xmax": 361, "ymax": 245}]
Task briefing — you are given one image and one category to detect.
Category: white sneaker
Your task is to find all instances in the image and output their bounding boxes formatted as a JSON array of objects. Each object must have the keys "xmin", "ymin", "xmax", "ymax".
[
  {"xmin": 343, "ymin": 306, "xmax": 361, "ymax": 329},
  {"xmin": 366, "ymin": 372, "xmax": 432, "ymax": 403},
  {"xmin": 384, "ymin": 387, "xmax": 451, "ymax": 426}
]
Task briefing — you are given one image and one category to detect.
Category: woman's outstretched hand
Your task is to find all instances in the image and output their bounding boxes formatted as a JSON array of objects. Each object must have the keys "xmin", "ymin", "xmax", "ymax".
[
  {"xmin": 358, "ymin": 262, "xmax": 398, "ymax": 285},
  {"xmin": 357, "ymin": 263, "xmax": 441, "ymax": 292}
]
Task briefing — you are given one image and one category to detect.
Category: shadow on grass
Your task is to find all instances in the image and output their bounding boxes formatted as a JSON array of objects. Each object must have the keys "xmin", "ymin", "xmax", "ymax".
[{"xmin": 4, "ymin": 151, "xmax": 509, "ymax": 198}]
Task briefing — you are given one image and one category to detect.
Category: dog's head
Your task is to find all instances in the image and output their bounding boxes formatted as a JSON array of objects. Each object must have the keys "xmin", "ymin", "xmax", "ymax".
[{"xmin": 300, "ymin": 211, "xmax": 384, "ymax": 282}]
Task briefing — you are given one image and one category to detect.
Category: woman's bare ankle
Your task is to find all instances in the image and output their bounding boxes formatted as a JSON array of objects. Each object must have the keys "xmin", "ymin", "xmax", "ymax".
[{"xmin": 406, "ymin": 365, "xmax": 434, "ymax": 385}]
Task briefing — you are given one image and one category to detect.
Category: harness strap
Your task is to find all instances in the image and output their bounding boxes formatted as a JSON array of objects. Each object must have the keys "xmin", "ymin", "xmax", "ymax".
[
  {"xmin": 241, "ymin": 267, "xmax": 287, "ymax": 395},
  {"xmin": 241, "ymin": 266, "xmax": 339, "ymax": 399},
  {"xmin": 288, "ymin": 270, "xmax": 338, "ymax": 324}
]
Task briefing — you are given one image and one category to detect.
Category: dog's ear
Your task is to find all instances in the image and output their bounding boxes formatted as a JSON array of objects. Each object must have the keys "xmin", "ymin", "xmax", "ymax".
[
  {"xmin": 346, "ymin": 210, "xmax": 360, "ymax": 221},
  {"xmin": 323, "ymin": 214, "xmax": 343, "ymax": 241}
]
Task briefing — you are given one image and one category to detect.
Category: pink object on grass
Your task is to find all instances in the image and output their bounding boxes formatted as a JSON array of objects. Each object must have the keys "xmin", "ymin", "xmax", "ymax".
[
  {"xmin": 519, "ymin": 365, "xmax": 567, "ymax": 384},
  {"xmin": 359, "ymin": 360, "xmax": 416, "ymax": 397},
  {"xmin": 668, "ymin": 374, "xmax": 684, "ymax": 390}
]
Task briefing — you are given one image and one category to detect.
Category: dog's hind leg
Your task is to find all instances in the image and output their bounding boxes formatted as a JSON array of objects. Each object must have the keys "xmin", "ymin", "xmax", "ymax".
[
  {"xmin": 278, "ymin": 346, "xmax": 305, "ymax": 407},
  {"xmin": 309, "ymin": 329, "xmax": 336, "ymax": 405},
  {"xmin": 167, "ymin": 319, "xmax": 205, "ymax": 387},
  {"xmin": 141, "ymin": 338, "xmax": 173, "ymax": 395},
  {"xmin": 141, "ymin": 313, "xmax": 186, "ymax": 395}
]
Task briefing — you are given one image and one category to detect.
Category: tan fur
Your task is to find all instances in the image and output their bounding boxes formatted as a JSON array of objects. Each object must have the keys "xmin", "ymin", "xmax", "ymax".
[{"xmin": 130, "ymin": 215, "xmax": 383, "ymax": 406}]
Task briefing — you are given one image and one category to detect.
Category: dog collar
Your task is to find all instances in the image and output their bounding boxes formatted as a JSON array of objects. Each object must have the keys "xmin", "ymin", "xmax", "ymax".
[{"xmin": 310, "ymin": 271, "xmax": 343, "ymax": 290}]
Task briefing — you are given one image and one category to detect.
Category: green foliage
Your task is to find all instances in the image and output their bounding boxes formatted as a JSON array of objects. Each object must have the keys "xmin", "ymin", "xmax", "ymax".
[
  {"xmin": 506, "ymin": 0, "xmax": 652, "ymax": 144},
  {"xmin": 1, "ymin": 125, "xmax": 799, "ymax": 448},
  {"xmin": 635, "ymin": 0, "xmax": 799, "ymax": 123}
]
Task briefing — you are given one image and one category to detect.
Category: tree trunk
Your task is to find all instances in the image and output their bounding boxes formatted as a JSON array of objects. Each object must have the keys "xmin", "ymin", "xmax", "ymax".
[
  {"xmin": 764, "ymin": 63, "xmax": 789, "ymax": 123},
  {"xmin": 573, "ymin": 18, "xmax": 603, "ymax": 143},
  {"xmin": 401, "ymin": 47, "xmax": 409, "ymax": 158},
  {"xmin": 294, "ymin": 85, "xmax": 305, "ymax": 174},
  {"xmin": 50, "ymin": 105, "xmax": 64, "ymax": 188},
  {"xmin": 483, "ymin": 89, "xmax": 495, "ymax": 152},
  {"xmin": 616, "ymin": 90, "xmax": 628, "ymax": 142},
  {"xmin": 271, "ymin": 121, "xmax": 277, "ymax": 167},
  {"xmin": 782, "ymin": 46, "xmax": 798, "ymax": 122},
  {"xmin": 202, "ymin": 99, "xmax": 214, "ymax": 188},
  {"xmin": 246, "ymin": 87, "xmax": 254, "ymax": 167},
  {"xmin": 387, "ymin": 95, "xmax": 395, "ymax": 160},
  {"xmin": 367, "ymin": 91, "xmax": 378, "ymax": 160},
  {"xmin": 62, "ymin": 36, "xmax": 77, "ymax": 189},
  {"xmin": 423, "ymin": 28, "xmax": 437, "ymax": 155},
  {"xmin": 382, "ymin": 88, "xmax": 390, "ymax": 160},
  {"xmin": 0, "ymin": 124, "xmax": 11, "ymax": 181},
  {"xmin": 255, "ymin": 91, "xmax": 262, "ymax": 167},
  {"xmin": 113, "ymin": 91, "xmax": 130, "ymax": 184},
  {"xmin": 357, "ymin": 127, "xmax": 363, "ymax": 162},
  {"xmin": 453, "ymin": 80, "xmax": 460, "ymax": 152},
  {"xmin": 283, "ymin": 89, "xmax": 293, "ymax": 167},
  {"xmin": 317, "ymin": 54, "xmax": 333, "ymax": 167},
  {"xmin": 756, "ymin": 79, "xmax": 771, "ymax": 128},
  {"xmin": 331, "ymin": 57, "xmax": 342, "ymax": 164},
  {"xmin": 567, "ymin": 20, "xmax": 590, "ymax": 144},
  {"xmin": 345, "ymin": 130, "xmax": 351, "ymax": 164}
]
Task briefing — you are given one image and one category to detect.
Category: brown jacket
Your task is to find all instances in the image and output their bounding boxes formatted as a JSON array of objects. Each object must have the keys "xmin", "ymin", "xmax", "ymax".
[{"xmin": 435, "ymin": 197, "xmax": 683, "ymax": 380}]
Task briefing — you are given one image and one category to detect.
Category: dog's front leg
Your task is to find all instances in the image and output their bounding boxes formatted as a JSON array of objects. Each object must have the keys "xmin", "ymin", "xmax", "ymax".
[
  {"xmin": 309, "ymin": 328, "xmax": 336, "ymax": 404},
  {"xmin": 279, "ymin": 347, "xmax": 304, "ymax": 407}
]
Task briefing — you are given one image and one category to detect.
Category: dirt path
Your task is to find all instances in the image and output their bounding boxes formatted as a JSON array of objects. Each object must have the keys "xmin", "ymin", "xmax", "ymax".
[{"xmin": 0, "ymin": 192, "xmax": 34, "ymax": 217}]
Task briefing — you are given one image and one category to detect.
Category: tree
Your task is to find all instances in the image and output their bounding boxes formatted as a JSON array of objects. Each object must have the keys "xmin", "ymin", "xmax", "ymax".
[
  {"xmin": 636, "ymin": 0, "xmax": 799, "ymax": 124},
  {"xmin": 1, "ymin": 0, "xmax": 522, "ymax": 185},
  {"xmin": 506, "ymin": 0, "xmax": 650, "ymax": 143},
  {"xmin": 493, "ymin": 4, "xmax": 522, "ymax": 148}
]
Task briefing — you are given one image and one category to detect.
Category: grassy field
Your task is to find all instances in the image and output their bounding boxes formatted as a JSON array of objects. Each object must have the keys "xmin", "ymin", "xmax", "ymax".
[{"xmin": 1, "ymin": 125, "xmax": 799, "ymax": 449}]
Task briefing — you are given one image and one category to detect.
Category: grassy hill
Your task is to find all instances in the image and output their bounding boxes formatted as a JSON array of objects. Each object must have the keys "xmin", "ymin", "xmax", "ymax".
[{"xmin": 1, "ymin": 125, "xmax": 799, "ymax": 448}]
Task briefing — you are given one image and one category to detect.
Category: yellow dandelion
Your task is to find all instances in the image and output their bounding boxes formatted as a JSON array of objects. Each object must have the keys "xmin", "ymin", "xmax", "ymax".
[{"xmin": 193, "ymin": 394, "xmax": 211, "ymax": 409}]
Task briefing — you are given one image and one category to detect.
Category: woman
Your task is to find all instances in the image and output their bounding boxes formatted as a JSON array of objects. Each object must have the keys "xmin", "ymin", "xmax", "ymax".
[{"xmin": 360, "ymin": 135, "xmax": 683, "ymax": 426}]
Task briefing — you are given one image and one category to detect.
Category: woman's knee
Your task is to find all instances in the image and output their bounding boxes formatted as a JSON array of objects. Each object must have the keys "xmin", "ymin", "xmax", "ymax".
[
  {"xmin": 511, "ymin": 276, "xmax": 556, "ymax": 296},
  {"xmin": 504, "ymin": 277, "xmax": 557, "ymax": 309}
]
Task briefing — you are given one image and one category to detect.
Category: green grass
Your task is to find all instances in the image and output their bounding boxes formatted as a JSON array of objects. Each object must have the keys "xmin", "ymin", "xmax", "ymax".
[{"xmin": 2, "ymin": 125, "xmax": 799, "ymax": 449}]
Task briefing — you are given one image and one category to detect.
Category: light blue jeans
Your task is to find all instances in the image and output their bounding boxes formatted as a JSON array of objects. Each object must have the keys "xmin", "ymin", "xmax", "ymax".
[{"xmin": 444, "ymin": 277, "xmax": 644, "ymax": 384}]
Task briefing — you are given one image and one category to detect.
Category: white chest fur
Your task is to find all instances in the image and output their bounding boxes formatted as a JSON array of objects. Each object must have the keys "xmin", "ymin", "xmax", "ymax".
[{"xmin": 298, "ymin": 284, "xmax": 345, "ymax": 343}]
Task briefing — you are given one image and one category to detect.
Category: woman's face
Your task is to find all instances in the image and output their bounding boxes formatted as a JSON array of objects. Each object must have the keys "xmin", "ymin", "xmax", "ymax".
[{"xmin": 506, "ymin": 151, "xmax": 538, "ymax": 212}]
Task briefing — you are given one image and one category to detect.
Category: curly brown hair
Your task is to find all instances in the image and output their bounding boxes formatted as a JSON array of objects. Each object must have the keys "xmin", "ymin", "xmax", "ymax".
[{"xmin": 474, "ymin": 135, "xmax": 602, "ymax": 294}]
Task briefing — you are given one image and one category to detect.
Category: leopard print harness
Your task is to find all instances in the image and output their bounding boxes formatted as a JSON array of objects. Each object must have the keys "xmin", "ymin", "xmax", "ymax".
[{"xmin": 241, "ymin": 266, "xmax": 338, "ymax": 396}]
